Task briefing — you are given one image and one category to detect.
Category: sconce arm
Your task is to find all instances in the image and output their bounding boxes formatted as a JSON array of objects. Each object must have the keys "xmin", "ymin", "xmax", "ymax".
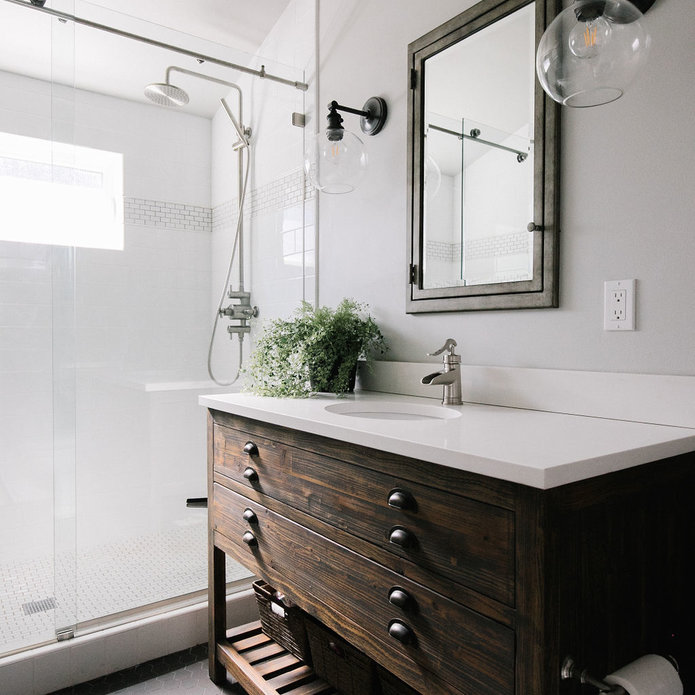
[
  {"xmin": 326, "ymin": 97, "xmax": 387, "ymax": 137},
  {"xmin": 329, "ymin": 101, "xmax": 371, "ymax": 118}
]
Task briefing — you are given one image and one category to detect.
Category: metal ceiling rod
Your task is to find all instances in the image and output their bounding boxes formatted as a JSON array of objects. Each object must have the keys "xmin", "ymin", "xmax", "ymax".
[{"xmin": 2, "ymin": 0, "xmax": 309, "ymax": 92}]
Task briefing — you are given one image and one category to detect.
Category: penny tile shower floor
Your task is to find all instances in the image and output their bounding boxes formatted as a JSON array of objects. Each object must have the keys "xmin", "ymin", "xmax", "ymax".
[{"xmin": 0, "ymin": 523, "xmax": 251, "ymax": 653}]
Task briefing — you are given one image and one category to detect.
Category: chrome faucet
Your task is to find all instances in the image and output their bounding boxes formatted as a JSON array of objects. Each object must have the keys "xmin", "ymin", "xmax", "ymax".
[{"xmin": 421, "ymin": 338, "xmax": 462, "ymax": 406}]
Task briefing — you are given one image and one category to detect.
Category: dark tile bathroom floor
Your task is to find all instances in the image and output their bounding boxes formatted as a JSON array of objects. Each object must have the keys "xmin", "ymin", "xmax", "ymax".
[{"xmin": 48, "ymin": 643, "xmax": 249, "ymax": 695}]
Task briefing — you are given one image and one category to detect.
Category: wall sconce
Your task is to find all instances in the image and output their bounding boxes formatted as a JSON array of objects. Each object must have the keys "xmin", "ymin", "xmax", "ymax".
[
  {"xmin": 536, "ymin": 0, "xmax": 654, "ymax": 107},
  {"xmin": 304, "ymin": 97, "xmax": 387, "ymax": 194}
]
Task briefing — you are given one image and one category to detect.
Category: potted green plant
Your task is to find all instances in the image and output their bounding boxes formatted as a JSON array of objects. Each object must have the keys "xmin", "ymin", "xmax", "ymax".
[{"xmin": 246, "ymin": 299, "xmax": 386, "ymax": 397}]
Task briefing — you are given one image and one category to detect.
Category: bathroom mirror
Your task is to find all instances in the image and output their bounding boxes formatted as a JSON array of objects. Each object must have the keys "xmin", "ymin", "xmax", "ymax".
[{"xmin": 407, "ymin": 0, "xmax": 560, "ymax": 312}]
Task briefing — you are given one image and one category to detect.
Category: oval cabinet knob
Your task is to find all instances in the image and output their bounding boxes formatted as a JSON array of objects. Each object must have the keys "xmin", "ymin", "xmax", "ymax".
[
  {"xmin": 242, "ymin": 531, "xmax": 257, "ymax": 547},
  {"xmin": 242, "ymin": 508, "xmax": 257, "ymax": 524},
  {"xmin": 387, "ymin": 489, "xmax": 416, "ymax": 511},
  {"xmin": 243, "ymin": 441, "xmax": 259, "ymax": 456},
  {"xmin": 243, "ymin": 466, "xmax": 258, "ymax": 482},
  {"xmin": 388, "ymin": 526, "xmax": 415, "ymax": 549},
  {"xmin": 388, "ymin": 587, "xmax": 414, "ymax": 611},
  {"xmin": 388, "ymin": 620, "xmax": 414, "ymax": 645}
]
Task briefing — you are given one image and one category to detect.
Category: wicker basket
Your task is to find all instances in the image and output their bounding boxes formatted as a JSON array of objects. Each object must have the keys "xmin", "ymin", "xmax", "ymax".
[
  {"xmin": 253, "ymin": 580, "xmax": 310, "ymax": 663},
  {"xmin": 305, "ymin": 616, "xmax": 376, "ymax": 695}
]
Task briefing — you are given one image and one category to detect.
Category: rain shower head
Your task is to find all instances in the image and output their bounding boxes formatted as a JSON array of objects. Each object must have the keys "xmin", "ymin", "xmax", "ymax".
[{"xmin": 144, "ymin": 82, "xmax": 189, "ymax": 107}]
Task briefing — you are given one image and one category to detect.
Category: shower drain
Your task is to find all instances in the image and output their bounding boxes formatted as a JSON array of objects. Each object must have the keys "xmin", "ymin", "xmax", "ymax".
[{"xmin": 21, "ymin": 596, "xmax": 56, "ymax": 616}]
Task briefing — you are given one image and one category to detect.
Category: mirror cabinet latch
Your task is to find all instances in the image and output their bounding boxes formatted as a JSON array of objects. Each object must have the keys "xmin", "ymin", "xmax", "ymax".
[{"xmin": 409, "ymin": 264, "xmax": 418, "ymax": 284}]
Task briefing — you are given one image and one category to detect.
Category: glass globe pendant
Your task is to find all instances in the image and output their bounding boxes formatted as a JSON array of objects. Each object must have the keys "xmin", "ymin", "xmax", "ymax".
[
  {"xmin": 304, "ymin": 98, "xmax": 387, "ymax": 194},
  {"xmin": 305, "ymin": 128, "xmax": 368, "ymax": 194},
  {"xmin": 536, "ymin": 0, "xmax": 651, "ymax": 107}
]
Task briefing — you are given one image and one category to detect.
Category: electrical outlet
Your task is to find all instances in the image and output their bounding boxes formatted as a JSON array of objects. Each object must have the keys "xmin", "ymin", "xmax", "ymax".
[{"xmin": 604, "ymin": 279, "xmax": 635, "ymax": 331}]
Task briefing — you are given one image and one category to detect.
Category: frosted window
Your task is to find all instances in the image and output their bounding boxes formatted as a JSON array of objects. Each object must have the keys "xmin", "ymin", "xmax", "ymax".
[{"xmin": 0, "ymin": 131, "xmax": 123, "ymax": 249}]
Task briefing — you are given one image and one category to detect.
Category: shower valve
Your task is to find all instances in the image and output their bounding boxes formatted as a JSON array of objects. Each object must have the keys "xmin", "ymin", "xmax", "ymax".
[
  {"xmin": 228, "ymin": 325, "xmax": 251, "ymax": 335},
  {"xmin": 219, "ymin": 304, "xmax": 259, "ymax": 319}
]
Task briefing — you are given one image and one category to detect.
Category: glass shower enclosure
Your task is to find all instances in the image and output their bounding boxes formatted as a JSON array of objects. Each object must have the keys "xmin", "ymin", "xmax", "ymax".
[{"xmin": 0, "ymin": 0, "xmax": 307, "ymax": 659}]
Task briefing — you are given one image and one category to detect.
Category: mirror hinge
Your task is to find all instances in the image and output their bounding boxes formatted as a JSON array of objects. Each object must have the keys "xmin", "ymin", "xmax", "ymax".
[
  {"xmin": 410, "ymin": 69, "xmax": 417, "ymax": 90},
  {"xmin": 409, "ymin": 264, "xmax": 418, "ymax": 284}
]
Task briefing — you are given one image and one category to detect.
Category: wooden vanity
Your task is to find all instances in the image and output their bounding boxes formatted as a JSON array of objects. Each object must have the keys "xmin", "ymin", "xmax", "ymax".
[{"xmin": 205, "ymin": 402, "xmax": 694, "ymax": 695}]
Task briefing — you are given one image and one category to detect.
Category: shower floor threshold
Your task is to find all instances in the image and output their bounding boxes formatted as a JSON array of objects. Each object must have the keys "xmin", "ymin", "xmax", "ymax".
[{"xmin": 217, "ymin": 621, "xmax": 336, "ymax": 695}]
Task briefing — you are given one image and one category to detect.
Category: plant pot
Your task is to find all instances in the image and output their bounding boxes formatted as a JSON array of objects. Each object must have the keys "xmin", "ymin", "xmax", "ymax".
[{"xmin": 309, "ymin": 360, "xmax": 358, "ymax": 394}]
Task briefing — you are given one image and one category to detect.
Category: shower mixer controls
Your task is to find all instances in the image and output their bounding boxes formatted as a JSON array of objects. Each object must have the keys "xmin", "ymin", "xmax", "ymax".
[
  {"xmin": 220, "ymin": 288, "xmax": 259, "ymax": 339},
  {"xmin": 220, "ymin": 305, "xmax": 258, "ymax": 319}
]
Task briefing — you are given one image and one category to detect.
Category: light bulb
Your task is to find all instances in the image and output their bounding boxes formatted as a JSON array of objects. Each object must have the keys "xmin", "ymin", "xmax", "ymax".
[
  {"xmin": 536, "ymin": 0, "xmax": 650, "ymax": 107},
  {"xmin": 568, "ymin": 15, "xmax": 612, "ymax": 58}
]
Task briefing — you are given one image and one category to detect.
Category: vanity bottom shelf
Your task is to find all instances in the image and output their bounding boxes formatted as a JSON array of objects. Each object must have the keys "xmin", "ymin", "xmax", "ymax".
[{"xmin": 217, "ymin": 620, "xmax": 338, "ymax": 695}]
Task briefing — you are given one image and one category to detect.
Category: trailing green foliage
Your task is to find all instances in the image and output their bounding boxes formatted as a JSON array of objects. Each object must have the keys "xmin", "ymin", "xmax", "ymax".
[{"xmin": 245, "ymin": 299, "xmax": 387, "ymax": 397}]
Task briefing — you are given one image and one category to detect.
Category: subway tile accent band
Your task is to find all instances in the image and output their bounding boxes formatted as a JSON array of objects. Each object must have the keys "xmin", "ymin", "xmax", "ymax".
[
  {"xmin": 124, "ymin": 198, "xmax": 212, "ymax": 232},
  {"xmin": 247, "ymin": 168, "xmax": 315, "ymax": 217},
  {"xmin": 126, "ymin": 170, "xmax": 314, "ymax": 233},
  {"xmin": 425, "ymin": 231, "xmax": 531, "ymax": 263},
  {"xmin": 465, "ymin": 231, "xmax": 530, "ymax": 260}
]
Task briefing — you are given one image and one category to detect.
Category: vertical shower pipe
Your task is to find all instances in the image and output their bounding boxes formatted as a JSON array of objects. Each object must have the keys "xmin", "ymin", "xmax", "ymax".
[
  {"xmin": 236, "ymin": 95, "xmax": 245, "ymax": 297},
  {"xmin": 165, "ymin": 67, "xmax": 246, "ymax": 295}
]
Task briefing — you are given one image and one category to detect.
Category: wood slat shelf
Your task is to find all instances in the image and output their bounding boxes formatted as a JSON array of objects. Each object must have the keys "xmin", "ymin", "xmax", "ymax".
[{"xmin": 217, "ymin": 620, "xmax": 338, "ymax": 695}]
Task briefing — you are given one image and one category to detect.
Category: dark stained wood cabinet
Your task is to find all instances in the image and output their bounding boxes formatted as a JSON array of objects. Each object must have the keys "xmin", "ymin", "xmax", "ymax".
[{"xmin": 207, "ymin": 409, "xmax": 694, "ymax": 695}]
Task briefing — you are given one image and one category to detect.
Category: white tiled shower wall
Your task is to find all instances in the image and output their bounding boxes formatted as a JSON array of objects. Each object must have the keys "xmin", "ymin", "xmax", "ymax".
[
  {"xmin": 209, "ymin": 0, "xmax": 316, "ymax": 352},
  {"xmin": 0, "ymin": 69, "xmax": 214, "ymax": 565}
]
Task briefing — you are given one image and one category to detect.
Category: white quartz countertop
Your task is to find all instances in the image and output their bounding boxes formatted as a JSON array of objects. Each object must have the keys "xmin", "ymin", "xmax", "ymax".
[{"xmin": 199, "ymin": 391, "xmax": 695, "ymax": 489}]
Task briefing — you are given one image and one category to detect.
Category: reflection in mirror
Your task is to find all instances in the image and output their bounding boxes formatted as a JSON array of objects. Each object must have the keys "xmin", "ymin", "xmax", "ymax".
[
  {"xmin": 407, "ymin": 0, "xmax": 560, "ymax": 312},
  {"xmin": 423, "ymin": 3, "xmax": 535, "ymax": 290}
]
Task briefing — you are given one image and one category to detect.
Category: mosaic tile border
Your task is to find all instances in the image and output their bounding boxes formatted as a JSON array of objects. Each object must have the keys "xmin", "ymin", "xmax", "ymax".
[
  {"xmin": 425, "ymin": 231, "xmax": 531, "ymax": 264},
  {"xmin": 127, "ymin": 170, "xmax": 314, "ymax": 235},
  {"xmin": 124, "ymin": 199, "xmax": 212, "ymax": 232}
]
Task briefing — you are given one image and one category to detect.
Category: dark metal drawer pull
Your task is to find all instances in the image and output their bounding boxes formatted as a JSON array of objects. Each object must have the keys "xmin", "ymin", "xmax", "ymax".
[
  {"xmin": 327, "ymin": 640, "xmax": 344, "ymax": 656},
  {"xmin": 388, "ymin": 526, "xmax": 414, "ymax": 549},
  {"xmin": 243, "ymin": 441, "xmax": 259, "ymax": 456},
  {"xmin": 243, "ymin": 466, "xmax": 258, "ymax": 482},
  {"xmin": 388, "ymin": 587, "xmax": 413, "ymax": 611},
  {"xmin": 242, "ymin": 531, "xmax": 257, "ymax": 547},
  {"xmin": 388, "ymin": 620, "xmax": 414, "ymax": 645},
  {"xmin": 242, "ymin": 508, "xmax": 257, "ymax": 524},
  {"xmin": 387, "ymin": 488, "xmax": 416, "ymax": 512}
]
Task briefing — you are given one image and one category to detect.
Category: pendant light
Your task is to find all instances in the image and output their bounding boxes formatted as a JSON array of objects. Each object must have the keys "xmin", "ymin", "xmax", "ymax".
[
  {"xmin": 536, "ymin": 0, "xmax": 654, "ymax": 107},
  {"xmin": 305, "ymin": 98, "xmax": 387, "ymax": 194}
]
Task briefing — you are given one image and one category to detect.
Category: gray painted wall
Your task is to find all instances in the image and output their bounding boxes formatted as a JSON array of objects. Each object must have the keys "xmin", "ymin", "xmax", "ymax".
[{"xmin": 314, "ymin": 0, "xmax": 695, "ymax": 375}]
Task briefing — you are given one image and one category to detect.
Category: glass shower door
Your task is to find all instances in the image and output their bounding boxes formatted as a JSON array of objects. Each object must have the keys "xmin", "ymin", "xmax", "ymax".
[
  {"xmin": 0, "ymin": 0, "xmax": 78, "ymax": 655},
  {"xmin": 51, "ymin": 0, "xmax": 79, "ymax": 643}
]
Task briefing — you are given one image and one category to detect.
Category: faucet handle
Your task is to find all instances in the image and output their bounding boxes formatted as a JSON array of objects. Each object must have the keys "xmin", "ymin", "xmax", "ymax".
[{"xmin": 427, "ymin": 338, "xmax": 458, "ymax": 358}]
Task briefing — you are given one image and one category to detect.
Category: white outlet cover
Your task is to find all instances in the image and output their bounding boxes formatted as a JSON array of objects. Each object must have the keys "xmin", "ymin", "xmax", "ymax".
[{"xmin": 604, "ymin": 279, "xmax": 636, "ymax": 331}]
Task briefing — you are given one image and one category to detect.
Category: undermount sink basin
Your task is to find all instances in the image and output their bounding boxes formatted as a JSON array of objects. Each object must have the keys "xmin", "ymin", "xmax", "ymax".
[{"xmin": 324, "ymin": 401, "xmax": 462, "ymax": 421}]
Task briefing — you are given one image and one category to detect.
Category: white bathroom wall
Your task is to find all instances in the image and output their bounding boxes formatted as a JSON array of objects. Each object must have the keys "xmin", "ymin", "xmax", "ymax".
[{"xmin": 308, "ymin": 0, "xmax": 695, "ymax": 376}]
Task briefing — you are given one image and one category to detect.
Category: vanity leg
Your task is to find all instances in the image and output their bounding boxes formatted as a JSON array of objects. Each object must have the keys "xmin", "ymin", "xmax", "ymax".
[{"xmin": 208, "ymin": 543, "xmax": 227, "ymax": 683}]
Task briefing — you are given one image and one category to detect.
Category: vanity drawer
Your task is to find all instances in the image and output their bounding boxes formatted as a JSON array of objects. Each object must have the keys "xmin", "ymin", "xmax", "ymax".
[
  {"xmin": 212, "ymin": 483, "xmax": 515, "ymax": 695},
  {"xmin": 213, "ymin": 423, "xmax": 515, "ymax": 605}
]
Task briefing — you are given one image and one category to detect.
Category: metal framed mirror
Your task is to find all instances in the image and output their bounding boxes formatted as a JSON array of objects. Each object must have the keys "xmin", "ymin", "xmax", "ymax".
[{"xmin": 406, "ymin": 0, "xmax": 560, "ymax": 313}]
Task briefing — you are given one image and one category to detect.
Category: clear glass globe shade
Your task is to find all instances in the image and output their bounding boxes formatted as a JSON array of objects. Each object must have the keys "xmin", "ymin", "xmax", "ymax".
[
  {"xmin": 304, "ymin": 130, "xmax": 368, "ymax": 194},
  {"xmin": 536, "ymin": 0, "xmax": 650, "ymax": 107},
  {"xmin": 568, "ymin": 15, "xmax": 612, "ymax": 58}
]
